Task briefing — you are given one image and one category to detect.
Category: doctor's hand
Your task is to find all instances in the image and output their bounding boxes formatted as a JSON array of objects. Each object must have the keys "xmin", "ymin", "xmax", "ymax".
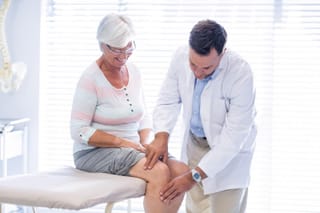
[
  {"xmin": 144, "ymin": 132, "xmax": 169, "ymax": 170},
  {"xmin": 160, "ymin": 171, "xmax": 195, "ymax": 204}
]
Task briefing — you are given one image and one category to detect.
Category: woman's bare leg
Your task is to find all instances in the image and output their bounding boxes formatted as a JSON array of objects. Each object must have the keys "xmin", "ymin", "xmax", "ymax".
[
  {"xmin": 166, "ymin": 159, "xmax": 191, "ymax": 211},
  {"xmin": 129, "ymin": 158, "xmax": 189, "ymax": 213}
]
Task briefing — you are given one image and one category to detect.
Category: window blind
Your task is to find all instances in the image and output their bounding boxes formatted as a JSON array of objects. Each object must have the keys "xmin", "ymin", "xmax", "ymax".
[
  {"xmin": 270, "ymin": 1, "xmax": 320, "ymax": 212},
  {"xmin": 39, "ymin": 0, "xmax": 320, "ymax": 212}
]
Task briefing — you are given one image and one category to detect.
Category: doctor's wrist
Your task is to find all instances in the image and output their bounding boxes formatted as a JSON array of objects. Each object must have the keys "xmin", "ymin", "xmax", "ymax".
[
  {"xmin": 194, "ymin": 167, "xmax": 207, "ymax": 180},
  {"xmin": 154, "ymin": 132, "xmax": 169, "ymax": 144}
]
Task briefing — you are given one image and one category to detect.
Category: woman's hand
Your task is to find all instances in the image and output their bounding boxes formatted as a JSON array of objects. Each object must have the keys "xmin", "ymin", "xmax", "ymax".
[
  {"xmin": 118, "ymin": 137, "xmax": 146, "ymax": 153},
  {"xmin": 87, "ymin": 130, "xmax": 146, "ymax": 152}
]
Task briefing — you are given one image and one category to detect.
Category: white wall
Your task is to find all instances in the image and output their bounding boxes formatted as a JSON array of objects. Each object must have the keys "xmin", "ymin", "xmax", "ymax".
[{"xmin": 0, "ymin": 0, "xmax": 41, "ymax": 172}]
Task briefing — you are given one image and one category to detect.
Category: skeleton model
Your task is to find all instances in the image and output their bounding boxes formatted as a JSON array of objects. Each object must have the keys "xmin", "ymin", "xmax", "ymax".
[{"xmin": 0, "ymin": 0, "xmax": 27, "ymax": 93}]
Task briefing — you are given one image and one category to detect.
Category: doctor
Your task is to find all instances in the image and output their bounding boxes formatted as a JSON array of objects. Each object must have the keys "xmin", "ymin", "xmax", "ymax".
[{"xmin": 144, "ymin": 19, "xmax": 257, "ymax": 213}]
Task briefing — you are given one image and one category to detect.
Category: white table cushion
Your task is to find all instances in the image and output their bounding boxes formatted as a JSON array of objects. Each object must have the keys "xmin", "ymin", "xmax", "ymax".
[{"xmin": 0, "ymin": 167, "xmax": 146, "ymax": 210}]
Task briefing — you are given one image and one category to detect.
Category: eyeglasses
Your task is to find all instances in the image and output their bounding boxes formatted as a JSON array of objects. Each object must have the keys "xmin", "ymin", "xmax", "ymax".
[{"xmin": 105, "ymin": 41, "xmax": 136, "ymax": 56}]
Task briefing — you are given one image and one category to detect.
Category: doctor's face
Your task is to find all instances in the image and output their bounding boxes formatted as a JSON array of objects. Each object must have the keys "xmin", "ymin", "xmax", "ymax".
[{"xmin": 189, "ymin": 47, "xmax": 224, "ymax": 80}]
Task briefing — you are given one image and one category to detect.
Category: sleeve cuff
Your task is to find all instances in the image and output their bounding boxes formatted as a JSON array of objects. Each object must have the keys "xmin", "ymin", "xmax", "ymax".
[{"xmin": 79, "ymin": 127, "xmax": 96, "ymax": 143}]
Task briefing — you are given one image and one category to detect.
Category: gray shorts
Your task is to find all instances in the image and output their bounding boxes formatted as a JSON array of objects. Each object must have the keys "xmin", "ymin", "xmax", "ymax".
[{"xmin": 73, "ymin": 147, "xmax": 145, "ymax": 176}]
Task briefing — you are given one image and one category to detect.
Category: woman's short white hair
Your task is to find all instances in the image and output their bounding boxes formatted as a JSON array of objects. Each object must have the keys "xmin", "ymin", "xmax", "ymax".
[{"xmin": 96, "ymin": 13, "xmax": 135, "ymax": 49}]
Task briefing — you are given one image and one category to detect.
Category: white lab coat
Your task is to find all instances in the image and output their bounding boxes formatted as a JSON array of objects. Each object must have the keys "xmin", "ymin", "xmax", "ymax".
[{"xmin": 153, "ymin": 45, "xmax": 257, "ymax": 194}]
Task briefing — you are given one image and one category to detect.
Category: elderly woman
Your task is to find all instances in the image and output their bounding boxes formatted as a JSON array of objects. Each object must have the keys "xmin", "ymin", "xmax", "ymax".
[{"xmin": 70, "ymin": 13, "xmax": 189, "ymax": 213}]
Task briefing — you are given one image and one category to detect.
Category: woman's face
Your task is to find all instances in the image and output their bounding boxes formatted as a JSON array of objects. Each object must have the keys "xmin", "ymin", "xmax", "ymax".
[{"xmin": 102, "ymin": 41, "xmax": 135, "ymax": 67}]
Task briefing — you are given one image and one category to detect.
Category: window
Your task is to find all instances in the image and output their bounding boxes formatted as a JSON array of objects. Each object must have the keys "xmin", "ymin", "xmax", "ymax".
[{"xmin": 39, "ymin": 0, "xmax": 320, "ymax": 212}]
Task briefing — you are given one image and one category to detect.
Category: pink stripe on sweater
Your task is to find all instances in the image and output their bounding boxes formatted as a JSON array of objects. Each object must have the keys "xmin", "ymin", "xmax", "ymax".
[
  {"xmin": 95, "ymin": 86, "xmax": 115, "ymax": 99},
  {"xmin": 71, "ymin": 111, "xmax": 92, "ymax": 121},
  {"xmin": 79, "ymin": 77, "xmax": 96, "ymax": 92},
  {"xmin": 94, "ymin": 112, "xmax": 143, "ymax": 125}
]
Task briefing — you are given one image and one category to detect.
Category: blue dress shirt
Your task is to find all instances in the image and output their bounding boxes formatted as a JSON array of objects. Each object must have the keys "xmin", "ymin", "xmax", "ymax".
[{"xmin": 190, "ymin": 75, "xmax": 213, "ymax": 138}]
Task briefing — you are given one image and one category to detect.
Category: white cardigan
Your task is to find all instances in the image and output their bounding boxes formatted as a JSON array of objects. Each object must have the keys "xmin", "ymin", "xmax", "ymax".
[{"xmin": 153, "ymin": 46, "xmax": 257, "ymax": 194}]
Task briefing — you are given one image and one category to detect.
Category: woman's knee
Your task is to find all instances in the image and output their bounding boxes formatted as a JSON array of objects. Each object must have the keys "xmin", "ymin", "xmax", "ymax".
[
  {"xmin": 168, "ymin": 159, "xmax": 190, "ymax": 178},
  {"xmin": 147, "ymin": 161, "xmax": 171, "ymax": 184},
  {"xmin": 129, "ymin": 158, "xmax": 170, "ymax": 183}
]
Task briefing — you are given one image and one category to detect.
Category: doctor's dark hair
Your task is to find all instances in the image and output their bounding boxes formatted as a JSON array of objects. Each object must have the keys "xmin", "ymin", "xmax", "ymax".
[{"xmin": 189, "ymin": 19, "xmax": 227, "ymax": 56}]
